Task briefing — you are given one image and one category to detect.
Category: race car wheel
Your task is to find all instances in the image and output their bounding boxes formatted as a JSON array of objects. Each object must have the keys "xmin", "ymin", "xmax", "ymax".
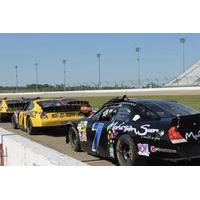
[
  {"xmin": 26, "ymin": 118, "xmax": 38, "ymax": 135},
  {"xmin": 11, "ymin": 114, "xmax": 19, "ymax": 129},
  {"xmin": 116, "ymin": 135, "xmax": 138, "ymax": 166},
  {"xmin": 69, "ymin": 126, "xmax": 81, "ymax": 152}
]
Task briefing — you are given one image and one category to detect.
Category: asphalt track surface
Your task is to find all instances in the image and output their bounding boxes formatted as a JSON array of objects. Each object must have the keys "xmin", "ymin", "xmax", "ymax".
[{"xmin": 0, "ymin": 122, "xmax": 199, "ymax": 166}]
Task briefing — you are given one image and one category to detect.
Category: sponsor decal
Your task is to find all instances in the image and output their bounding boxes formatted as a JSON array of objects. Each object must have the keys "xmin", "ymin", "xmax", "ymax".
[
  {"xmin": 150, "ymin": 146, "xmax": 177, "ymax": 154},
  {"xmin": 158, "ymin": 130, "xmax": 165, "ymax": 137},
  {"xmin": 107, "ymin": 121, "xmax": 160, "ymax": 136},
  {"xmin": 109, "ymin": 144, "xmax": 115, "ymax": 158},
  {"xmin": 92, "ymin": 122, "xmax": 105, "ymax": 152},
  {"xmin": 133, "ymin": 115, "xmax": 141, "ymax": 121},
  {"xmin": 107, "ymin": 130, "xmax": 115, "ymax": 158},
  {"xmin": 185, "ymin": 131, "xmax": 200, "ymax": 140},
  {"xmin": 137, "ymin": 143, "xmax": 150, "ymax": 157},
  {"xmin": 141, "ymin": 135, "xmax": 161, "ymax": 141},
  {"xmin": 107, "ymin": 130, "xmax": 114, "ymax": 144},
  {"xmin": 77, "ymin": 121, "xmax": 88, "ymax": 142}
]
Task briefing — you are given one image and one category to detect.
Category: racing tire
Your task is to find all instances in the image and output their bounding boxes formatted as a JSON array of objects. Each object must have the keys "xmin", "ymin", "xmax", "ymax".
[
  {"xmin": 116, "ymin": 135, "xmax": 139, "ymax": 166},
  {"xmin": 11, "ymin": 114, "xmax": 19, "ymax": 129},
  {"xmin": 26, "ymin": 118, "xmax": 38, "ymax": 135},
  {"xmin": 69, "ymin": 126, "xmax": 81, "ymax": 152}
]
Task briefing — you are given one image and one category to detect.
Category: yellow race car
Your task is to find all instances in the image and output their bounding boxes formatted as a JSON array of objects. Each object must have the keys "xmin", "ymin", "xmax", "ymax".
[
  {"xmin": 12, "ymin": 98, "xmax": 92, "ymax": 135},
  {"xmin": 0, "ymin": 98, "xmax": 29, "ymax": 122}
]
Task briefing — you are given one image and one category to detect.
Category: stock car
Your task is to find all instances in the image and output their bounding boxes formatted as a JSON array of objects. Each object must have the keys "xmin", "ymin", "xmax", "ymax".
[
  {"xmin": 0, "ymin": 98, "xmax": 30, "ymax": 122},
  {"xmin": 66, "ymin": 95, "xmax": 200, "ymax": 166},
  {"xmin": 12, "ymin": 98, "xmax": 92, "ymax": 135}
]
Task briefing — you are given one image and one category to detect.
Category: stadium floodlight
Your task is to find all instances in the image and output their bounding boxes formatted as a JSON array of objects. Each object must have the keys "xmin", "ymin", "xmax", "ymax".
[
  {"xmin": 180, "ymin": 38, "xmax": 186, "ymax": 72},
  {"xmin": 96, "ymin": 53, "xmax": 101, "ymax": 89},
  {"xmin": 62, "ymin": 59, "xmax": 66, "ymax": 91},
  {"xmin": 34, "ymin": 63, "xmax": 39, "ymax": 91},
  {"xmin": 136, "ymin": 47, "xmax": 141, "ymax": 88},
  {"xmin": 14, "ymin": 65, "xmax": 18, "ymax": 92}
]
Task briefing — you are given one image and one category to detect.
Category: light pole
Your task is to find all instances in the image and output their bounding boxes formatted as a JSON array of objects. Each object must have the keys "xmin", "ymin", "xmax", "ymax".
[
  {"xmin": 96, "ymin": 53, "xmax": 101, "ymax": 89},
  {"xmin": 34, "ymin": 63, "xmax": 38, "ymax": 91},
  {"xmin": 14, "ymin": 65, "xmax": 18, "ymax": 92},
  {"xmin": 136, "ymin": 47, "xmax": 141, "ymax": 88},
  {"xmin": 180, "ymin": 38, "xmax": 186, "ymax": 73},
  {"xmin": 62, "ymin": 59, "xmax": 66, "ymax": 91}
]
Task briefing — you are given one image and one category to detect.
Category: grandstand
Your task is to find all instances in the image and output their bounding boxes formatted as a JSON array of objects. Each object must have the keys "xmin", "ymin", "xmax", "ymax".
[{"xmin": 166, "ymin": 59, "xmax": 200, "ymax": 86}]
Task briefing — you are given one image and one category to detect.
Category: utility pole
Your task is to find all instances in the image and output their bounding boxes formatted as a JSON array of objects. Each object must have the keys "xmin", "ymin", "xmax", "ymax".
[
  {"xmin": 14, "ymin": 65, "xmax": 18, "ymax": 92},
  {"xmin": 180, "ymin": 38, "xmax": 186, "ymax": 73},
  {"xmin": 62, "ymin": 59, "xmax": 66, "ymax": 91},
  {"xmin": 96, "ymin": 53, "xmax": 101, "ymax": 89},
  {"xmin": 34, "ymin": 63, "xmax": 38, "ymax": 91},
  {"xmin": 136, "ymin": 47, "xmax": 141, "ymax": 88}
]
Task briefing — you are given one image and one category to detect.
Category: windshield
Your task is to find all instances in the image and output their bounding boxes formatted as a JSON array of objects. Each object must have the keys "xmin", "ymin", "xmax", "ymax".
[{"xmin": 142, "ymin": 101, "xmax": 199, "ymax": 117}]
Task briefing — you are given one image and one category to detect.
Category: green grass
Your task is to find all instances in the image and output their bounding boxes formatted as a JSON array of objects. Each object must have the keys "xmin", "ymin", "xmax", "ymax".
[{"xmin": 78, "ymin": 95, "xmax": 200, "ymax": 111}]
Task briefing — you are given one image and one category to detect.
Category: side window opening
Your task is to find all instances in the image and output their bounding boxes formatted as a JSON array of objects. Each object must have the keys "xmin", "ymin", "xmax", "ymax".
[
  {"xmin": 26, "ymin": 102, "xmax": 34, "ymax": 111},
  {"xmin": 136, "ymin": 104, "xmax": 160, "ymax": 120},
  {"xmin": 113, "ymin": 105, "xmax": 132, "ymax": 122},
  {"xmin": 91, "ymin": 106, "xmax": 118, "ymax": 122},
  {"xmin": 99, "ymin": 107, "xmax": 118, "ymax": 122}
]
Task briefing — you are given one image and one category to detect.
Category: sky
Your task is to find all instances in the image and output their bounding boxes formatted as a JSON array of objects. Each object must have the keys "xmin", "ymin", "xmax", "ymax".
[{"xmin": 0, "ymin": 33, "xmax": 200, "ymax": 86}]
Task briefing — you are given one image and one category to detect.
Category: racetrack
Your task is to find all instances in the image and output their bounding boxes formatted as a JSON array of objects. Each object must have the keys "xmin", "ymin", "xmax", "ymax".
[{"xmin": 0, "ymin": 122, "xmax": 198, "ymax": 166}]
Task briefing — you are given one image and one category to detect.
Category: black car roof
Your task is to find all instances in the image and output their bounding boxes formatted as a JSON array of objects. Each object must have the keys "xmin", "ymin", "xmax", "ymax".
[
  {"xmin": 102, "ymin": 96, "xmax": 176, "ymax": 107},
  {"xmin": 128, "ymin": 99, "xmax": 177, "ymax": 104}
]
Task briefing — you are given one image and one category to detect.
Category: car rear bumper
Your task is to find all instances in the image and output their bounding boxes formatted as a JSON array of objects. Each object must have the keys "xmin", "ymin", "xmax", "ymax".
[
  {"xmin": 157, "ymin": 144, "xmax": 200, "ymax": 162},
  {"xmin": 0, "ymin": 112, "xmax": 13, "ymax": 119},
  {"xmin": 32, "ymin": 117, "xmax": 83, "ymax": 127}
]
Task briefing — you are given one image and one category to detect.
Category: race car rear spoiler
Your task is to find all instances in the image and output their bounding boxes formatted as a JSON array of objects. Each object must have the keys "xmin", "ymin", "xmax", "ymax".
[
  {"xmin": 42, "ymin": 105, "xmax": 81, "ymax": 113},
  {"xmin": 171, "ymin": 113, "xmax": 200, "ymax": 129},
  {"xmin": 63, "ymin": 100, "xmax": 90, "ymax": 106},
  {"xmin": 7, "ymin": 102, "xmax": 27, "ymax": 111}
]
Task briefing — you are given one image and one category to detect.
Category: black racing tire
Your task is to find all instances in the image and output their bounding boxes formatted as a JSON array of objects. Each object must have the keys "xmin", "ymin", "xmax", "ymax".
[
  {"xmin": 11, "ymin": 114, "xmax": 19, "ymax": 129},
  {"xmin": 69, "ymin": 126, "xmax": 81, "ymax": 152},
  {"xmin": 116, "ymin": 135, "xmax": 139, "ymax": 166},
  {"xmin": 26, "ymin": 117, "xmax": 38, "ymax": 135}
]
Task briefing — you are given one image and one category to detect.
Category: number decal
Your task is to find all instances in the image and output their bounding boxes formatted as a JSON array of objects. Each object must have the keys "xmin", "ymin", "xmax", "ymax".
[{"xmin": 92, "ymin": 122, "xmax": 104, "ymax": 152}]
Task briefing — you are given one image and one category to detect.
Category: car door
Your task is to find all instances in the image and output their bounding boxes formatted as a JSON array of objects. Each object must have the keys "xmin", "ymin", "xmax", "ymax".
[{"xmin": 81, "ymin": 105, "xmax": 118, "ymax": 156}]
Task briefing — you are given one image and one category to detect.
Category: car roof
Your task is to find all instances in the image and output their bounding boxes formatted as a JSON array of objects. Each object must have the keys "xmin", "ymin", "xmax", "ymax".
[
  {"xmin": 128, "ymin": 99, "xmax": 177, "ymax": 104},
  {"xmin": 102, "ymin": 96, "xmax": 177, "ymax": 107}
]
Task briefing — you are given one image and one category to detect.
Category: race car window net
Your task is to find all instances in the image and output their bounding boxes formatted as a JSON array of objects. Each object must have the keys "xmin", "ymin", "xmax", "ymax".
[
  {"xmin": 143, "ymin": 101, "xmax": 199, "ymax": 117},
  {"xmin": 92, "ymin": 106, "xmax": 118, "ymax": 122}
]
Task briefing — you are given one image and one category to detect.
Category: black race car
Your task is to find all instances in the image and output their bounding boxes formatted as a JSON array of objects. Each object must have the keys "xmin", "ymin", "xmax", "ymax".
[{"xmin": 66, "ymin": 96, "xmax": 200, "ymax": 166}]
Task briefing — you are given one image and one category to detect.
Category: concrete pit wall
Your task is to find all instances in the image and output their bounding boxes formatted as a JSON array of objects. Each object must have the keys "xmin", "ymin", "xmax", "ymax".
[{"xmin": 0, "ymin": 128, "xmax": 87, "ymax": 166}]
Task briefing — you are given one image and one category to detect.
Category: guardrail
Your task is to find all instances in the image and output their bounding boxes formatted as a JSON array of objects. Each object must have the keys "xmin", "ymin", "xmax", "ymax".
[
  {"xmin": 0, "ymin": 128, "xmax": 88, "ymax": 166},
  {"xmin": 0, "ymin": 86, "xmax": 200, "ymax": 98}
]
